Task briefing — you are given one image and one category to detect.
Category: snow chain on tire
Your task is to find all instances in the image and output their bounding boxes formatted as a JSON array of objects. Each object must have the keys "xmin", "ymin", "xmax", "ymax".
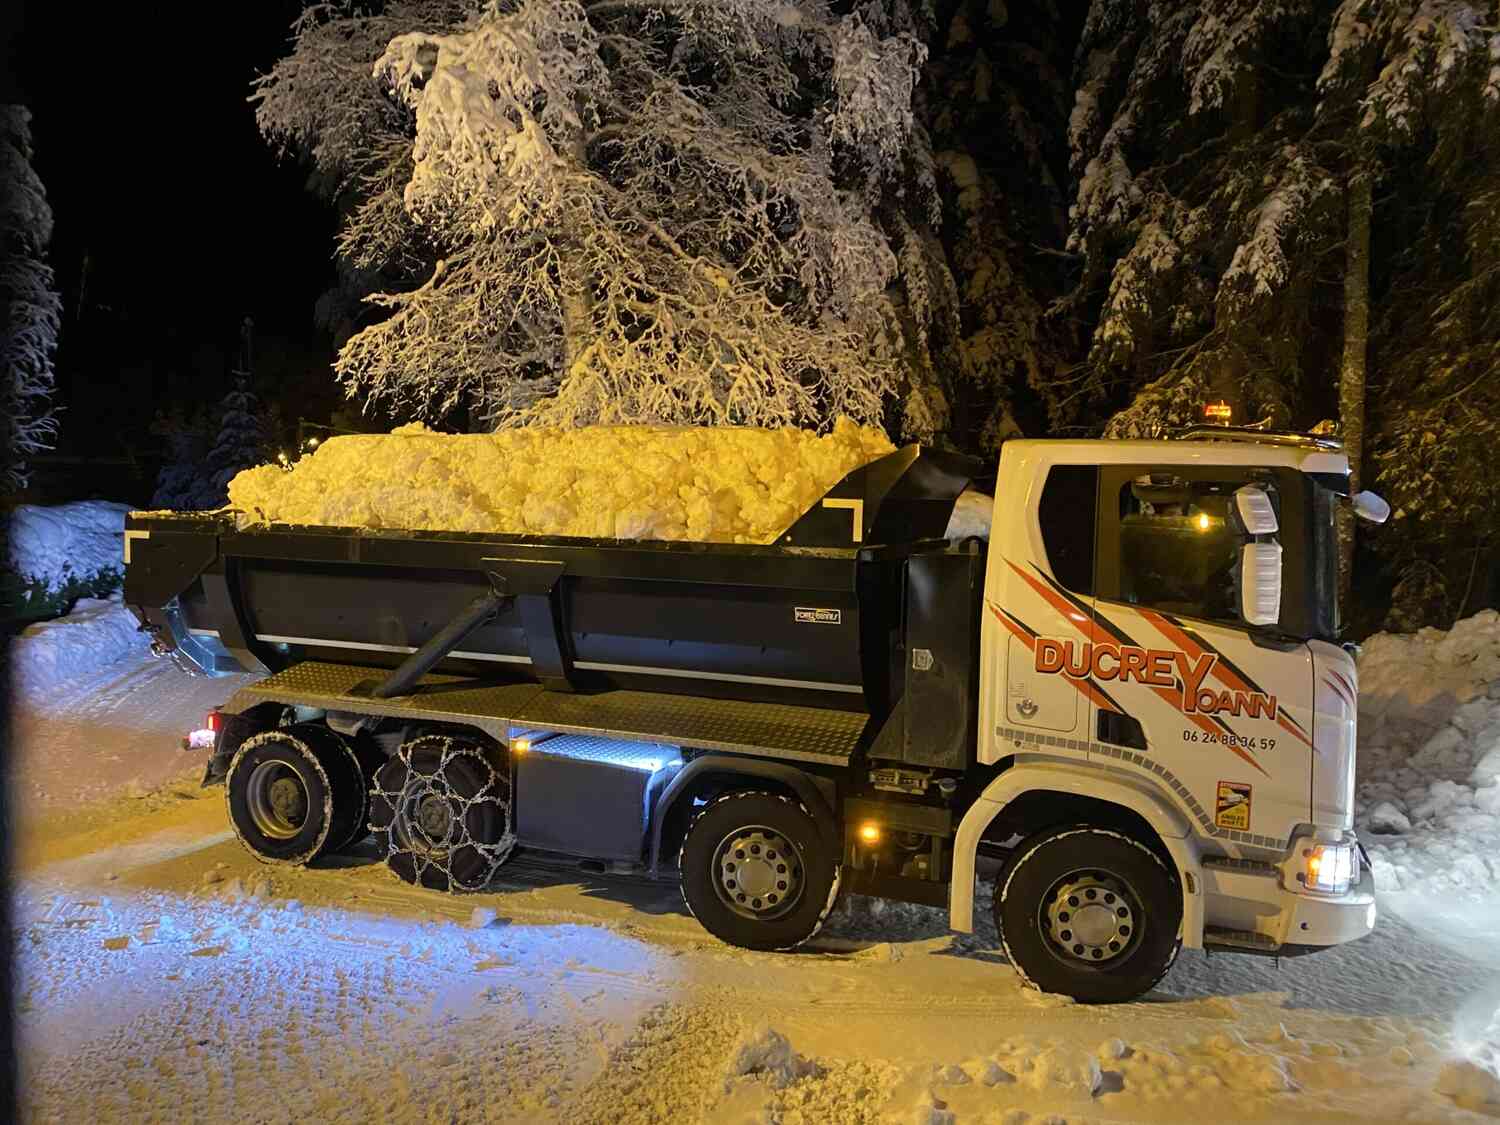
[
  {"xmin": 368, "ymin": 734, "xmax": 516, "ymax": 892},
  {"xmin": 678, "ymin": 790, "xmax": 842, "ymax": 951}
]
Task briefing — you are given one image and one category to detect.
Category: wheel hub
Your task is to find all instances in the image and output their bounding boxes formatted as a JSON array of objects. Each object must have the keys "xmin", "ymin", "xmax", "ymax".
[
  {"xmin": 268, "ymin": 778, "xmax": 306, "ymax": 823},
  {"xmin": 415, "ymin": 792, "xmax": 454, "ymax": 845},
  {"xmin": 1044, "ymin": 872, "xmax": 1138, "ymax": 965},
  {"xmin": 245, "ymin": 760, "xmax": 311, "ymax": 841},
  {"xmin": 716, "ymin": 828, "xmax": 802, "ymax": 919}
]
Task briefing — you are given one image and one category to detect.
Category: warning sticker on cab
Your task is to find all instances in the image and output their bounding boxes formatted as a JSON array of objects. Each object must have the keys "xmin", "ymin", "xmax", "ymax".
[{"xmin": 1215, "ymin": 781, "xmax": 1252, "ymax": 831}]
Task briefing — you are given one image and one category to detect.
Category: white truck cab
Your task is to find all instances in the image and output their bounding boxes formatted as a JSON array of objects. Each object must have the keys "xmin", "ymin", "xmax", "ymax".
[{"xmin": 949, "ymin": 430, "xmax": 1379, "ymax": 998}]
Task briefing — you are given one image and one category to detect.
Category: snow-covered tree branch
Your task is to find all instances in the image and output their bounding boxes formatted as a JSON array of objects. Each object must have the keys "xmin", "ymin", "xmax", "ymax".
[
  {"xmin": 257, "ymin": 0, "xmax": 943, "ymax": 434},
  {"xmin": 1, "ymin": 105, "xmax": 62, "ymax": 491}
]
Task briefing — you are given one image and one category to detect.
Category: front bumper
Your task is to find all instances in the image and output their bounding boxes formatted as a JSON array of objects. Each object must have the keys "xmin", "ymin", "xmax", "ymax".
[
  {"xmin": 1200, "ymin": 837, "xmax": 1377, "ymax": 952},
  {"xmin": 1278, "ymin": 862, "xmax": 1377, "ymax": 946}
]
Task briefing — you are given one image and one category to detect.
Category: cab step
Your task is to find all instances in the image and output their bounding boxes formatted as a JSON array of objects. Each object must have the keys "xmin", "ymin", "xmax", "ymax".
[
  {"xmin": 1203, "ymin": 926, "xmax": 1280, "ymax": 954},
  {"xmin": 1201, "ymin": 856, "xmax": 1279, "ymax": 877}
]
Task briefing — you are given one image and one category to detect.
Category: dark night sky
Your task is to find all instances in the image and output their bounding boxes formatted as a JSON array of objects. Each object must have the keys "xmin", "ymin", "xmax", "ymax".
[{"xmin": 3, "ymin": 2, "xmax": 340, "ymax": 474}]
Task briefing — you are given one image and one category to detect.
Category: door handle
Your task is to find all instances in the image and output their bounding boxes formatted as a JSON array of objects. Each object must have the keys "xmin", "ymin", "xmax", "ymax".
[{"xmin": 1016, "ymin": 698, "xmax": 1038, "ymax": 718}]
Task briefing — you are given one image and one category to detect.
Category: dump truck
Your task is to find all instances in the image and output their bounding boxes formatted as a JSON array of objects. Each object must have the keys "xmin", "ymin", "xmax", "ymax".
[{"xmin": 124, "ymin": 427, "xmax": 1387, "ymax": 1003}]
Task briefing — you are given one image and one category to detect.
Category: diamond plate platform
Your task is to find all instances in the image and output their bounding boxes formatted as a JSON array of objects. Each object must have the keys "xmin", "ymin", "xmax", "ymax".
[
  {"xmin": 227, "ymin": 661, "xmax": 868, "ymax": 765},
  {"xmin": 511, "ymin": 690, "xmax": 868, "ymax": 765},
  {"xmin": 524, "ymin": 734, "xmax": 675, "ymax": 771},
  {"xmin": 224, "ymin": 662, "xmax": 546, "ymax": 745}
]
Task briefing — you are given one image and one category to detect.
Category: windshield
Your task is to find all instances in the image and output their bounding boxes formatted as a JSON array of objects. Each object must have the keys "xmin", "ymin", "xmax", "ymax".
[
  {"xmin": 1305, "ymin": 478, "xmax": 1342, "ymax": 641},
  {"xmin": 1117, "ymin": 475, "xmax": 1247, "ymax": 623},
  {"xmin": 1098, "ymin": 465, "xmax": 1343, "ymax": 644}
]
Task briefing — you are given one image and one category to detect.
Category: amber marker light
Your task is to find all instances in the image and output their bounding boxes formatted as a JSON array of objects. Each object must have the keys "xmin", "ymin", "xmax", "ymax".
[{"xmin": 858, "ymin": 822, "xmax": 881, "ymax": 844}]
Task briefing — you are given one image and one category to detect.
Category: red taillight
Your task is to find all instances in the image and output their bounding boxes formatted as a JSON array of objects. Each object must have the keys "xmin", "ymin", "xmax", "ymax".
[{"xmin": 207, "ymin": 711, "xmax": 223, "ymax": 733}]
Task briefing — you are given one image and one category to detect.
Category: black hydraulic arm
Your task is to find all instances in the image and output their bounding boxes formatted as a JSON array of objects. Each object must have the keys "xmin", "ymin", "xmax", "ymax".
[{"xmin": 368, "ymin": 590, "xmax": 511, "ymax": 699}]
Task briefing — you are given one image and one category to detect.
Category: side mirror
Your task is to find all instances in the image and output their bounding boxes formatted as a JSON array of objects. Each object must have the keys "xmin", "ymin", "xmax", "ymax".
[
  {"xmin": 1234, "ymin": 484, "xmax": 1278, "ymax": 534},
  {"xmin": 1352, "ymin": 490, "xmax": 1390, "ymax": 524},
  {"xmin": 1240, "ymin": 542, "xmax": 1283, "ymax": 626}
]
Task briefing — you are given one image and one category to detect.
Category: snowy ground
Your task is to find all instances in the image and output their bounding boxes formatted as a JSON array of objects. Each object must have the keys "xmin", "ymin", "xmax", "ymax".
[
  {"xmin": 10, "ymin": 615, "xmax": 1500, "ymax": 1121},
  {"xmin": 9, "ymin": 607, "xmax": 257, "ymax": 811}
]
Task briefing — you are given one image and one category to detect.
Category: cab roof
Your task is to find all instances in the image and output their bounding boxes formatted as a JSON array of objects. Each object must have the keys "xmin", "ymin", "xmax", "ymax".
[{"xmin": 1003, "ymin": 434, "xmax": 1350, "ymax": 477}]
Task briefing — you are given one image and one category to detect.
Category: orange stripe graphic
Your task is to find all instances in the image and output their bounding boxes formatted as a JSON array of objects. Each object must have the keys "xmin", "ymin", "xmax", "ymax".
[
  {"xmin": 1006, "ymin": 561, "xmax": 1108, "ymax": 642},
  {"xmin": 1138, "ymin": 607, "xmax": 1312, "ymax": 753},
  {"xmin": 1002, "ymin": 573, "xmax": 1272, "ymax": 786},
  {"xmin": 987, "ymin": 601, "xmax": 1120, "ymax": 715},
  {"xmin": 1125, "ymin": 608, "xmax": 1271, "ymax": 775},
  {"xmin": 1324, "ymin": 676, "xmax": 1354, "ymax": 709}
]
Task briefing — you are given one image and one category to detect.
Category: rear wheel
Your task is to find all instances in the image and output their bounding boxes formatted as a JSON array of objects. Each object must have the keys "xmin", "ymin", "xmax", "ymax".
[
  {"xmin": 368, "ymin": 735, "xmax": 515, "ymax": 891},
  {"xmin": 995, "ymin": 825, "xmax": 1181, "ymax": 1004},
  {"xmin": 679, "ymin": 791, "xmax": 840, "ymax": 951},
  {"xmin": 226, "ymin": 727, "xmax": 364, "ymax": 865}
]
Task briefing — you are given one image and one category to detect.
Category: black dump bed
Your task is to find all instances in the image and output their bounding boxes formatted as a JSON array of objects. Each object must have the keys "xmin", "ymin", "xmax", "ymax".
[{"xmin": 125, "ymin": 445, "xmax": 990, "ymax": 770}]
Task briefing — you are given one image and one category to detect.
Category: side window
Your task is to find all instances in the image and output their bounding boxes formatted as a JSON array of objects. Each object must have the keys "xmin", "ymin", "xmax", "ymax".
[
  {"xmin": 1038, "ymin": 466, "xmax": 1097, "ymax": 595},
  {"xmin": 1114, "ymin": 473, "xmax": 1272, "ymax": 624}
]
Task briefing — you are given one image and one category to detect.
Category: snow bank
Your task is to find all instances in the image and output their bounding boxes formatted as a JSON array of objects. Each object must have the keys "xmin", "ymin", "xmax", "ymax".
[
  {"xmin": 226, "ymin": 420, "xmax": 895, "ymax": 544},
  {"xmin": 943, "ymin": 489, "xmax": 993, "ymax": 541},
  {"xmin": 725, "ymin": 1024, "xmax": 817, "ymax": 1090},
  {"xmin": 10, "ymin": 594, "xmax": 150, "ymax": 700},
  {"xmin": 1356, "ymin": 611, "xmax": 1500, "ymax": 894},
  {"xmin": 6, "ymin": 500, "xmax": 131, "ymax": 592}
]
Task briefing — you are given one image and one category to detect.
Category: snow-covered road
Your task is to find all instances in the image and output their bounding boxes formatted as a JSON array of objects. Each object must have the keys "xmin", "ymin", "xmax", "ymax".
[{"xmin": 12, "ymin": 653, "xmax": 1500, "ymax": 1123}]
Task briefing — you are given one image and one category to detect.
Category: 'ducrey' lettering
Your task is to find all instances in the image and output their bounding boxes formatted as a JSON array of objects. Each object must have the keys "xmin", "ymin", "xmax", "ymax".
[{"xmin": 1031, "ymin": 639, "xmax": 1278, "ymax": 720}]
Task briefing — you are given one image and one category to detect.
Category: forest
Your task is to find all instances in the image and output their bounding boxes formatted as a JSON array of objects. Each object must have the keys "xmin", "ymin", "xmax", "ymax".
[{"xmin": 11, "ymin": 0, "xmax": 1500, "ymax": 631}]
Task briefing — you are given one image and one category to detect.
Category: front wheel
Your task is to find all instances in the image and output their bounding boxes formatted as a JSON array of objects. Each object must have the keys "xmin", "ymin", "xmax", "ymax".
[
  {"xmin": 678, "ymin": 791, "xmax": 841, "ymax": 952},
  {"xmin": 996, "ymin": 826, "xmax": 1182, "ymax": 1004}
]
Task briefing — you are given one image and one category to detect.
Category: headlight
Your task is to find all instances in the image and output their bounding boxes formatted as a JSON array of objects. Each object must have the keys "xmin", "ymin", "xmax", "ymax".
[{"xmin": 1299, "ymin": 841, "xmax": 1360, "ymax": 895}]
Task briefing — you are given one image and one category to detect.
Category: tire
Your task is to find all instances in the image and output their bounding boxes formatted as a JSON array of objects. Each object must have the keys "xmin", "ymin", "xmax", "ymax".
[
  {"xmin": 288, "ymin": 724, "xmax": 371, "ymax": 853},
  {"xmin": 995, "ymin": 826, "xmax": 1182, "ymax": 1004},
  {"xmin": 226, "ymin": 727, "xmax": 364, "ymax": 866},
  {"xmin": 679, "ymin": 791, "xmax": 841, "ymax": 952},
  {"xmin": 368, "ymin": 735, "xmax": 515, "ymax": 891}
]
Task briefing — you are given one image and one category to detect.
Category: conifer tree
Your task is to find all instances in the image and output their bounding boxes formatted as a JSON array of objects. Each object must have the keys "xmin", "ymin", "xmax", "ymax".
[{"xmin": 1, "ymin": 106, "xmax": 61, "ymax": 491}]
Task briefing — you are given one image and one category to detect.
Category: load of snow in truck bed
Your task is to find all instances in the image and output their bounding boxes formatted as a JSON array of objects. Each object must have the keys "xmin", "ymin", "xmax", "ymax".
[{"xmin": 226, "ymin": 419, "xmax": 895, "ymax": 544}]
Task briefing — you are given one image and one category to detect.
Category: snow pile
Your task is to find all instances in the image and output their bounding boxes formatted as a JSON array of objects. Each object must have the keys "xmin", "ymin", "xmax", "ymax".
[
  {"xmin": 226, "ymin": 419, "xmax": 895, "ymax": 544},
  {"xmin": 1437, "ymin": 1059, "xmax": 1500, "ymax": 1113},
  {"xmin": 10, "ymin": 594, "xmax": 150, "ymax": 700},
  {"xmin": 6, "ymin": 500, "xmax": 131, "ymax": 593},
  {"xmin": 943, "ymin": 489, "xmax": 993, "ymax": 541},
  {"xmin": 724, "ymin": 1024, "xmax": 817, "ymax": 1090},
  {"xmin": 1356, "ymin": 611, "xmax": 1500, "ymax": 893}
]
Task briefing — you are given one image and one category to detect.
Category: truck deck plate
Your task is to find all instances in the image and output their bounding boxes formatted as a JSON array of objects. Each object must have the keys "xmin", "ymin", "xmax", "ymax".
[
  {"xmin": 226, "ymin": 661, "xmax": 867, "ymax": 764},
  {"xmin": 223, "ymin": 662, "xmax": 546, "ymax": 745},
  {"xmin": 511, "ymin": 689, "xmax": 867, "ymax": 765}
]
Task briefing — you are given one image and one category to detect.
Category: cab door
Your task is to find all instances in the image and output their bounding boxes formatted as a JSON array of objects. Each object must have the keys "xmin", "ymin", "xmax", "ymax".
[
  {"xmin": 981, "ymin": 462, "xmax": 1098, "ymax": 763},
  {"xmin": 1091, "ymin": 465, "xmax": 1315, "ymax": 847}
]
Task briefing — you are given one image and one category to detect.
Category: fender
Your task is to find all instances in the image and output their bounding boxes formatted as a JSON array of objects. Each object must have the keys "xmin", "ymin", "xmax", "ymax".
[
  {"xmin": 949, "ymin": 759, "xmax": 1206, "ymax": 949},
  {"xmin": 648, "ymin": 755, "xmax": 839, "ymax": 875}
]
